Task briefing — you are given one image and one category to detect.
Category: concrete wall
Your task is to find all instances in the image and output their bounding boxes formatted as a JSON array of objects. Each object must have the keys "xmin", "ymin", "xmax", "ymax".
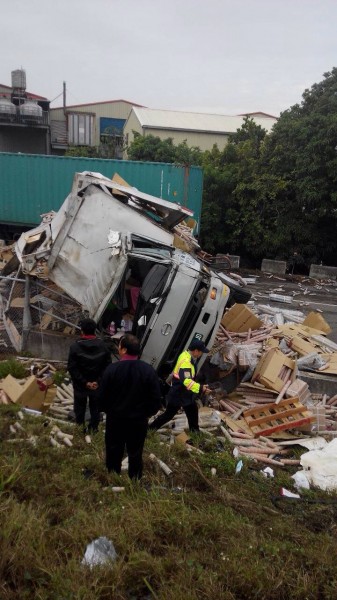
[
  {"xmin": 24, "ymin": 330, "xmax": 73, "ymax": 361},
  {"xmin": 124, "ymin": 125, "xmax": 230, "ymax": 155},
  {"xmin": 228, "ymin": 255, "xmax": 240, "ymax": 268},
  {"xmin": 261, "ymin": 259, "xmax": 286, "ymax": 275},
  {"xmin": 309, "ymin": 265, "xmax": 337, "ymax": 280},
  {"xmin": 299, "ymin": 371, "xmax": 337, "ymax": 396}
]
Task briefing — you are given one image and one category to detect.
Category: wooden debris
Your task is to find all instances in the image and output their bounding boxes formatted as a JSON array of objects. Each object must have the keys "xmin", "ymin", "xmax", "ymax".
[{"xmin": 243, "ymin": 397, "xmax": 314, "ymax": 437}]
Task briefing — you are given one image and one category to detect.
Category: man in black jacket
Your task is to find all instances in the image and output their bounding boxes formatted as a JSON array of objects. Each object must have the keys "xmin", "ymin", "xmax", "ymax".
[
  {"xmin": 99, "ymin": 334, "xmax": 161, "ymax": 479},
  {"xmin": 68, "ymin": 318, "xmax": 111, "ymax": 433}
]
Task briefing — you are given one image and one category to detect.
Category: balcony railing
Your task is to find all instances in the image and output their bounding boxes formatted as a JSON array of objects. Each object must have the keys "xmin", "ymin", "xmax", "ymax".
[{"xmin": 0, "ymin": 110, "xmax": 49, "ymax": 127}]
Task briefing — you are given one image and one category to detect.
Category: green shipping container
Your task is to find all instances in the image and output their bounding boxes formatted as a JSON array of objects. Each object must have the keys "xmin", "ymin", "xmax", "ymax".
[{"xmin": 0, "ymin": 152, "xmax": 203, "ymax": 229}]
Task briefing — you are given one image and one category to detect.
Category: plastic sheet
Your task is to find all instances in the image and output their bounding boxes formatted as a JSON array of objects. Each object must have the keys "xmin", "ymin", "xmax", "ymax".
[
  {"xmin": 81, "ymin": 536, "xmax": 117, "ymax": 568},
  {"xmin": 300, "ymin": 439, "xmax": 337, "ymax": 491}
]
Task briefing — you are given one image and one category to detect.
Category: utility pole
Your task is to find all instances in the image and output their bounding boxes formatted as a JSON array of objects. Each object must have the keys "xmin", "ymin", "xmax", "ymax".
[{"xmin": 63, "ymin": 81, "xmax": 66, "ymax": 115}]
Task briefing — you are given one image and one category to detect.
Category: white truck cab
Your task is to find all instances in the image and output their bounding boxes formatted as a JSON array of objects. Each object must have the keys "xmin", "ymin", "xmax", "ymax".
[{"xmin": 13, "ymin": 172, "xmax": 237, "ymax": 372}]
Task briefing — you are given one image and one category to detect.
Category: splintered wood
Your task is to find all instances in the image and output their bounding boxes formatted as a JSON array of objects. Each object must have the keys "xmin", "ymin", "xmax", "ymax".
[{"xmin": 243, "ymin": 397, "xmax": 315, "ymax": 437}]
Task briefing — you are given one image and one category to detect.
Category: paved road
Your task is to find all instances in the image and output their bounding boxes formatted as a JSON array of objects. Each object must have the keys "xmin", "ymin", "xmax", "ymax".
[{"xmin": 241, "ymin": 271, "xmax": 337, "ymax": 343}]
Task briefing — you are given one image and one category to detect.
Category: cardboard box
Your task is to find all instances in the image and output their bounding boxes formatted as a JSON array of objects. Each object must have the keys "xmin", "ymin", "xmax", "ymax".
[
  {"xmin": 1, "ymin": 375, "xmax": 49, "ymax": 410},
  {"xmin": 303, "ymin": 311, "xmax": 332, "ymax": 335},
  {"xmin": 175, "ymin": 432, "xmax": 191, "ymax": 446},
  {"xmin": 288, "ymin": 336, "xmax": 318, "ymax": 356},
  {"xmin": 275, "ymin": 323, "xmax": 324, "ymax": 338},
  {"xmin": 286, "ymin": 378, "xmax": 309, "ymax": 396},
  {"xmin": 252, "ymin": 348, "xmax": 295, "ymax": 392},
  {"xmin": 221, "ymin": 303, "xmax": 262, "ymax": 333},
  {"xmin": 266, "ymin": 338, "xmax": 279, "ymax": 349},
  {"xmin": 43, "ymin": 384, "xmax": 58, "ymax": 411},
  {"xmin": 173, "ymin": 234, "xmax": 192, "ymax": 253}
]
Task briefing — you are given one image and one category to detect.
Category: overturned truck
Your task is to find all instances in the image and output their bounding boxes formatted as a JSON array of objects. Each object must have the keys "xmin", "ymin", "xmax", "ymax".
[{"xmin": 1, "ymin": 172, "xmax": 250, "ymax": 376}]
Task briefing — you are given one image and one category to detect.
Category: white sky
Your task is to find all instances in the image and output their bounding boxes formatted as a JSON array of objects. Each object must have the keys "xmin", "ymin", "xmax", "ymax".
[{"xmin": 1, "ymin": 0, "xmax": 336, "ymax": 116}]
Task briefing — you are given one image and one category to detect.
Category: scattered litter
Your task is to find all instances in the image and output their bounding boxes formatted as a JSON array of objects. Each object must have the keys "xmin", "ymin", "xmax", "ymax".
[
  {"xmin": 81, "ymin": 536, "xmax": 117, "ymax": 568},
  {"xmin": 269, "ymin": 293, "xmax": 293, "ymax": 304},
  {"xmin": 149, "ymin": 453, "xmax": 173, "ymax": 477},
  {"xmin": 300, "ymin": 439, "xmax": 337, "ymax": 491},
  {"xmin": 292, "ymin": 471, "xmax": 310, "ymax": 490},
  {"xmin": 280, "ymin": 488, "xmax": 300, "ymax": 499},
  {"xmin": 235, "ymin": 460, "xmax": 243, "ymax": 474},
  {"xmin": 261, "ymin": 467, "xmax": 274, "ymax": 478}
]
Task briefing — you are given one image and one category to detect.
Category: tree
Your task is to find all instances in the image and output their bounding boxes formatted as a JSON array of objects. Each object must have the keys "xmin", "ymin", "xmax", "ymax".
[
  {"xmin": 200, "ymin": 119, "xmax": 270, "ymax": 258},
  {"xmin": 127, "ymin": 133, "xmax": 203, "ymax": 166},
  {"xmin": 127, "ymin": 133, "xmax": 177, "ymax": 163},
  {"xmin": 260, "ymin": 68, "xmax": 337, "ymax": 264},
  {"xmin": 125, "ymin": 76, "xmax": 337, "ymax": 267}
]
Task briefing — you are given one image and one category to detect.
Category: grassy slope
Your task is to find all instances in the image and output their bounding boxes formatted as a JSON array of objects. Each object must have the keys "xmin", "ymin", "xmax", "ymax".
[{"xmin": 1, "ymin": 404, "xmax": 337, "ymax": 600}]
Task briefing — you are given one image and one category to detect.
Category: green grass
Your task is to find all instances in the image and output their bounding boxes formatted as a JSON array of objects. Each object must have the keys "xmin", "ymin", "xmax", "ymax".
[
  {"xmin": 0, "ymin": 358, "xmax": 27, "ymax": 379},
  {"xmin": 1, "ymin": 404, "xmax": 337, "ymax": 599}
]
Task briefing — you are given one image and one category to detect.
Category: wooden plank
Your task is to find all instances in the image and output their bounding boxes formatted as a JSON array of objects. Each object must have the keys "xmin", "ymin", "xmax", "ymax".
[
  {"xmin": 243, "ymin": 396, "xmax": 314, "ymax": 437},
  {"xmin": 220, "ymin": 413, "xmax": 253, "ymax": 435},
  {"xmin": 252, "ymin": 416, "xmax": 314, "ymax": 437},
  {"xmin": 243, "ymin": 396, "xmax": 300, "ymax": 417},
  {"xmin": 245, "ymin": 405, "xmax": 307, "ymax": 427}
]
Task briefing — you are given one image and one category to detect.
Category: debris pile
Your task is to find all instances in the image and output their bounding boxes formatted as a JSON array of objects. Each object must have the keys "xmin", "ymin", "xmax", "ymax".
[{"xmin": 0, "ymin": 275, "xmax": 83, "ymax": 353}]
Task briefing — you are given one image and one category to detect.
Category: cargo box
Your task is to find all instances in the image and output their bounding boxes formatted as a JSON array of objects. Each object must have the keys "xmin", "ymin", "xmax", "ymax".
[{"xmin": 252, "ymin": 348, "xmax": 295, "ymax": 392}]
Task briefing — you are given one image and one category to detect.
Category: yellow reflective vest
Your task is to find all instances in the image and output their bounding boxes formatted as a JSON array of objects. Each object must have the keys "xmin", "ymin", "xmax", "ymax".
[{"xmin": 172, "ymin": 350, "xmax": 201, "ymax": 394}]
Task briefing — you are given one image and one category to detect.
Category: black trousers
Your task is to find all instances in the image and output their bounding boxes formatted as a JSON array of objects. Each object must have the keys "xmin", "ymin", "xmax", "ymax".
[
  {"xmin": 73, "ymin": 388, "xmax": 100, "ymax": 432},
  {"xmin": 149, "ymin": 401, "xmax": 199, "ymax": 432},
  {"xmin": 105, "ymin": 417, "xmax": 148, "ymax": 479}
]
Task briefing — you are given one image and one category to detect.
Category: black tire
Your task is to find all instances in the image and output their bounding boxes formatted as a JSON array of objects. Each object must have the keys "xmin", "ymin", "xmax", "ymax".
[
  {"xmin": 218, "ymin": 273, "xmax": 252, "ymax": 305},
  {"xmin": 227, "ymin": 283, "xmax": 252, "ymax": 306}
]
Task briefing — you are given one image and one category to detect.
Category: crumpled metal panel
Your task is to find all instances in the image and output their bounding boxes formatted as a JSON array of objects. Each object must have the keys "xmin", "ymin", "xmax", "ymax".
[
  {"xmin": 49, "ymin": 249, "xmax": 128, "ymax": 319},
  {"xmin": 47, "ymin": 182, "xmax": 174, "ymax": 318}
]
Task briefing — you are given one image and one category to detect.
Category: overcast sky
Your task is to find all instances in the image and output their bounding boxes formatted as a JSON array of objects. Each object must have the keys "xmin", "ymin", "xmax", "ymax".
[{"xmin": 1, "ymin": 0, "xmax": 336, "ymax": 116}]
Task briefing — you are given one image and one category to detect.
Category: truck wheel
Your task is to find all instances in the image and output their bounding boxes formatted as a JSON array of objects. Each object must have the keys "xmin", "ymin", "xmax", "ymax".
[
  {"xmin": 227, "ymin": 284, "xmax": 252, "ymax": 305},
  {"xmin": 218, "ymin": 273, "xmax": 252, "ymax": 305}
]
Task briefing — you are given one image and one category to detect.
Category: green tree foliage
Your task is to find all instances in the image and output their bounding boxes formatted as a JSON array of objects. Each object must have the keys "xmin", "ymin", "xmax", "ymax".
[
  {"xmin": 127, "ymin": 133, "xmax": 202, "ymax": 165},
  {"xmin": 200, "ymin": 118, "xmax": 271, "ymax": 257},
  {"xmin": 65, "ymin": 145, "xmax": 95, "ymax": 158},
  {"xmin": 126, "ymin": 71, "xmax": 337, "ymax": 266},
  {"xmin": 261, "ymin": 68, "xmax": 337, "ymax": 264}
]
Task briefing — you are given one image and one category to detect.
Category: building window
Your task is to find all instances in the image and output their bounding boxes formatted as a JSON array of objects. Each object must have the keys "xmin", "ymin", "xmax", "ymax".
[
  {"xmin": 99, "ymin": 117, "xmax": 126, "ymax": 158},
  {"xmin": 68, "ymin": 113, "xmax": 94, "ymax": 145}
]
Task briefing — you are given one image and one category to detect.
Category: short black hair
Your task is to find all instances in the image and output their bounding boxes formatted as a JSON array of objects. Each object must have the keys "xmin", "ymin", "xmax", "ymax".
[
  {"xmin": 79, "ymin": 318, "xmax": 97, "ymax": 335},
  {"xmin": 119, "ymin": 333, "xmax": 140, "ymax": 356},
  {"xmin": 188, "ymin": 339, "xmax": 209, "ymax": 353}
]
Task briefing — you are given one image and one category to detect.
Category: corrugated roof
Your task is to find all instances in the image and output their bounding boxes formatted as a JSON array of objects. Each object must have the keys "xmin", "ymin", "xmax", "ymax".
[
  {"xmin": 131, "ymin": 107, "xmax": 277, "ymax": 134},
  {"xmin": 240, "ymin": 111, "xmax": 278, "ymax": 119},
  {"xmin": 0, "ymin": 83, "xmax": 48, "ymax": 101},
  {"xmin": 51, "ymin": 99, "xmax": 144, "ymax": 111}
]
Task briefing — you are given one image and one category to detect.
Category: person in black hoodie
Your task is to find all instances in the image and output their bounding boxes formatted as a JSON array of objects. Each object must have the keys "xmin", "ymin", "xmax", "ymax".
[
  {"xmin": 68, "ymin": 318, "xmax": 111, "ymax": 433},
  {"xmin": 99, "ymin": 334, "xmax": 161, "ymax": 479}
]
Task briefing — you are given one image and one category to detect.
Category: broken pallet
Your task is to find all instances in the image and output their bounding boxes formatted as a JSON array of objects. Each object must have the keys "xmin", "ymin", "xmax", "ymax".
[{"xmin": 243, "ymin": 396, "xmax": 314, "ymax": 437}]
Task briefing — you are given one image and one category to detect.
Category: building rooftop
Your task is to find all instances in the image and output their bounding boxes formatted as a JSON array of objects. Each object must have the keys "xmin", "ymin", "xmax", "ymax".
[
  {"xmin": 50, "ymin": 99, "xmax": 144, "ymax": 111},
  {"xmin": 130, "ymin": 107, "xmax": 277, "ymax": 134},
  {"xmin": 0, "ymin": 83, "xmax": 48, "ymax": 101}
]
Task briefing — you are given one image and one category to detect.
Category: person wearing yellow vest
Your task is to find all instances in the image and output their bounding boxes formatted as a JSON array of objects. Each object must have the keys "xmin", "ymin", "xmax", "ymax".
[{"xmin": 149, "ymin": 340, "xmax": 210, "ymax": 432}]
